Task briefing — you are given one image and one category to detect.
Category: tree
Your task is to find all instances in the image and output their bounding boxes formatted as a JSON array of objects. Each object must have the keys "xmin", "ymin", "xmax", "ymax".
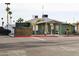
[
  {"xmin": 6, "ymin": 7, "xmax": 10, "ymax": 12},
  {"xmin": 1, "ymin": 18, "xmax": 4, "ymax": 27},
  {"xmin": 8, "ymin": 11, "xmax": 12, "ymax": 16},
  {"xmin": 32, "ymin": 18, "xmax": 43, "ymax": 35},
  {"xmin": 17, "ymin": 18, "xmax": 24, "ymax": 23},
  {"xmin": 36, "ymin": 18, "xmax": 43, "ymax": 22},
  {"xmin": 1, "ymin": 18, "xmax": 3, "ymax": 20},
  {"xmin": 8, "ymin": 11, "xmax": 12, "ymax": 23},
  {"xmin": 5, "ymin": 3, "xmax": 10, "ymax": 29}
]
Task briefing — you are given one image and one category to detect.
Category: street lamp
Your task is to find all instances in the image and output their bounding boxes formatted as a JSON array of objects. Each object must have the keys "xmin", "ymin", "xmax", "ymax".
[{"xmin": 5, "ymin": 3, "xmax": 10, "ymax": 29}]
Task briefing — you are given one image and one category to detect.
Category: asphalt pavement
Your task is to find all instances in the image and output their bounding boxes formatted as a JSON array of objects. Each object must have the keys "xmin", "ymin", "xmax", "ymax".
[{"xmin": 0, "ymin": 36, "xmax": 79, "ymax": 56}]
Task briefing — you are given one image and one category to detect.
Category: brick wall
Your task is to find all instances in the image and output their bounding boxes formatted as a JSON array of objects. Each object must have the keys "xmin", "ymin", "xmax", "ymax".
[{"xmin": 14, "ymin": 27, "xmax": 33, "ymax": 36}]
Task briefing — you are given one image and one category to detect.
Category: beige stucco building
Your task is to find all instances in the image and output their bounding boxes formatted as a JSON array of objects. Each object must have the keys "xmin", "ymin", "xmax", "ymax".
[{"xmin": 28, "ymin": 14, "xmax": 75, "ymax": 35}]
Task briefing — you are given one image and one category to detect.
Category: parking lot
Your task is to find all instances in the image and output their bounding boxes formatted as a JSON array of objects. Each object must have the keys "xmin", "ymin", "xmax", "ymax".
[{"xmin": 0, "ymin": 36, "xmax": 79, "ymax": 56}]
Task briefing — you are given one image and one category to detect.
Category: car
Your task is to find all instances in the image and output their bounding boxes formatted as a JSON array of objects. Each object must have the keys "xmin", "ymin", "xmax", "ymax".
[{"xmin": 0, "ymin": 27, "xmax": 11, "ymax": 35}]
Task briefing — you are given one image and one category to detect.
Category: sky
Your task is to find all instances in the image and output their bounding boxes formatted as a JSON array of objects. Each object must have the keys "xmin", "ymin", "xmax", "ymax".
[{"xmin": 0, "ymin": 0, "xmax": 79, "ymax": 26}]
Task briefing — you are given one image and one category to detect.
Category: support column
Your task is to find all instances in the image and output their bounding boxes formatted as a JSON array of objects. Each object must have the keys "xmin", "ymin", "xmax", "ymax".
[
  {"xmin": 44, "ymin": 22, "xmax": 48, "ymax": 35},
  {"xmin": 50, "ymin": 23, "xmax": 54, "ymax": 35},
  {"xmin": 34, "ymin": 25, "xmax": 36, "ymax": 35}
]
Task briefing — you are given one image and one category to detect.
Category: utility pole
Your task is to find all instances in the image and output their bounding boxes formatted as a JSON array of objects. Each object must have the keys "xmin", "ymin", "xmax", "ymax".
[
  {"xmin": 42, "ymin": 5, "xmax": 44, "ymax": 15},
  {"xmin": 5, "ymin": 3, "xmax": 10, "ymax": 29},
  {"xmin": 73, "ymin": 17, "xmax": 75, "ymax": 23}
]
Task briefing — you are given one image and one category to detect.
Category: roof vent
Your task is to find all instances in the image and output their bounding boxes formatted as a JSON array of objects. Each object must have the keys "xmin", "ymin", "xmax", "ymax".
[
  {"xmin": 42, "ymin": 14, "xmax": 48, "ymax": 18},
  {"xmin": 34, "ymin": 15, "xmax": 38, "ymax": 18},
  {"xmin": 32, "ymin": 15, "xmax": 38, "ymax": 19},
  {"xmin": 35, "ymin": 16, "xmax": 38, "ymax": 18}
]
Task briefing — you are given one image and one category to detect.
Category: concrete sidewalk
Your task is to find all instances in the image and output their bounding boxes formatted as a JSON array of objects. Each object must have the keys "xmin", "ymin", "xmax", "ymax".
[{"xmin": 32, "ymin": 34, "xmax": 79, "ymax": 37}]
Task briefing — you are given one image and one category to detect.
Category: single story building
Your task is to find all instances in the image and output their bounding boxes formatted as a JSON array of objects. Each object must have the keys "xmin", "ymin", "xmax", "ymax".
[
  {"xmin": 28, "ymin": 14, "xmax": 75, "ymax": 35},
  {"xmin": 37, "ymin": 20, "xmax": 75, "ymax": 35}
]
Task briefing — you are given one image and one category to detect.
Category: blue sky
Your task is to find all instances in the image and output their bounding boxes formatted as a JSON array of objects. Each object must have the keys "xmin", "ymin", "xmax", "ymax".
[{"xmin": 0, "ymin": 0, "xmax": 79, "ymax": 26}]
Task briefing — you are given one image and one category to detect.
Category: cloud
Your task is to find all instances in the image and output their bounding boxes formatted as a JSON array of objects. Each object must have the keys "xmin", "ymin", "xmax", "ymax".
[
  {"xmin": 0, "ymin": 0, "xmax": 79, "ymax": 25},
  {"xmin": 1, "ymin": 0, "xmax": 79, "ymax": 3}
]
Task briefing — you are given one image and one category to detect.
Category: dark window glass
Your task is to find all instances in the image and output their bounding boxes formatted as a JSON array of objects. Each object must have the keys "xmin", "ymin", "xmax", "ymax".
[{"xmin": 16, "ymin": 23, "xmax": 31, "ymax": 28}]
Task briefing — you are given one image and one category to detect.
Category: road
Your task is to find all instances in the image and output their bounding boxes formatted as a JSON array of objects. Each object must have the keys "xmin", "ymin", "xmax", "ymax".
[{"xmin": 0, "ymin": 36, "xmax": 79, "ymax": 56}]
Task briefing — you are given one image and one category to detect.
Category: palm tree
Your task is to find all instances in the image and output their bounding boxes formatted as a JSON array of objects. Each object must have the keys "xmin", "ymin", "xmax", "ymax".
[
  {"xmin": 8, "ymin": 11, "xmax": 12, "ymax": 16},
  {"xmin": 32, "ymin": 18, "xmax": 43, "ymax": 35},
  {"xmin": 6, "ymin": 7, "xmax": 10, "ymax": 29},
  {"xmin": 1, "ymin": 18, "xmax": 3, "ymax": 20},
  {"xmin": 1, "ymin": 18, "xmax": 4, "ymax": 27},
  {"xmin": 5, "ymin": 3, "xmax": 10, "ymax": 29},
  {"xmin": 8, "ymin": 11, "xmax": 12, "ymax": 23},
  {"xmin": 6, "ymin": 7, "xmax": 10, "ymax": 12},
  {"xmin": 17, "ymin": 18, "xmax": 24, "ymax": 23}
]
